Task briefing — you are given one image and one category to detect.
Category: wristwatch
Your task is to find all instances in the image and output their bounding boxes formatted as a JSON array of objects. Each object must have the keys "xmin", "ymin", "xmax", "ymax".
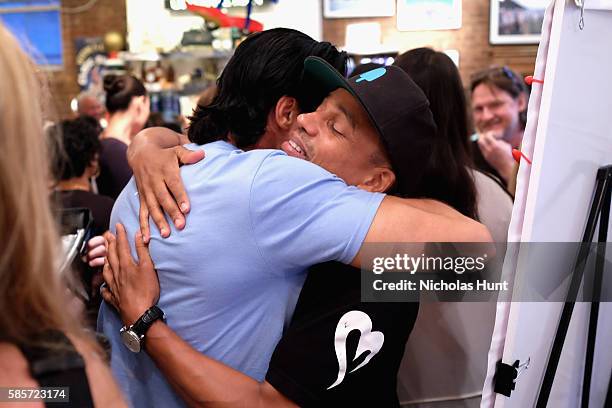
[{"xmin": 120, "ymin": 305, "xmax": 165, "ymax": 353}]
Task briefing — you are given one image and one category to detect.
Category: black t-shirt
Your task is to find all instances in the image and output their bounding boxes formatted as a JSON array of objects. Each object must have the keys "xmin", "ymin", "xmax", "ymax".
[
  {"xmin": 54, "ymin": 189, "xmax": 114, "ymax": 235},
  {"xmin": 98, "ymin": 138, "xmax": 132, "ymax": 199},
  {"xmin": 266, "ymin": 261, "xmax": 419, "ymax": 407}
]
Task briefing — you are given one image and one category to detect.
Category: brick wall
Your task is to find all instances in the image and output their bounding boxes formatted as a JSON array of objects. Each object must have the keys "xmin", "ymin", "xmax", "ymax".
[
  {"xmin": 49, "ymin": 1, "xmax": 537, "ymax": 117},
  {"xmin": 322, "ymin": 0, "xmax": 538, "ymax": 88},
  {"xmin": 48, "ymin": 0, "xmax": 126, "ymax": 119}
]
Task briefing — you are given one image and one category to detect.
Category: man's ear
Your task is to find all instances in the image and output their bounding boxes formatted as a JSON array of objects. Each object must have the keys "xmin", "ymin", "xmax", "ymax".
[
  {"xmin": 274, "ymin": 96, "xmax": 299, "ymax": 130},
  {"xmin": 357, "ymin": 168, "xmax": 396, "ymax": 193}
]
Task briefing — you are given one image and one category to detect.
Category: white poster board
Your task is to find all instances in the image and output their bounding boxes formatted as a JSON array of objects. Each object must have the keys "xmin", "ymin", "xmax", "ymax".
[{"xmin": 482, "ymin": 1, "xmax": 612, "ymax": 407}]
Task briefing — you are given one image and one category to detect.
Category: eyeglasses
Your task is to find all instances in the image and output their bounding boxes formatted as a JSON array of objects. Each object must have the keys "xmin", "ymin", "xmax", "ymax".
[{"xmin": 470, "ymin": 66, "xmax": 525, "ymax": 94}]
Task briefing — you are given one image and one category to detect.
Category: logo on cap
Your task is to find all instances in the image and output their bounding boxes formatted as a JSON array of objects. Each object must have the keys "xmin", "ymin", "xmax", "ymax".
[{"xmin": 356, "ymin": 68, "xmax": 386, "ymax": 83}]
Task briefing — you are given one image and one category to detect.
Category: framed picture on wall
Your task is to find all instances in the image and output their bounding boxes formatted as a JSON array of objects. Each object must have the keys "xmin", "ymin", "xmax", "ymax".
[
  {"xmin": 396, "ymin": 0, "xmax": 462, "ymax": 31},
  {"xmin": 323, "ymin": 0, "xmax": 395, "ymax": 18},
  {"xmin": 490, "ymin": 0, "xmax": 548, "ymax": 44}
]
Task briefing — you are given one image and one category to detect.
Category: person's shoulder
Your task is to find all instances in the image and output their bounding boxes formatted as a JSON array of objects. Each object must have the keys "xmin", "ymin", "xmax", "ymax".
[
  {"xmin": 72, "ymin": 189, "xmax": 115, "ymax": 203},
  {"xmin": 181, "ymin": 141, "xmax": 260, "ymax": 181},
  {"xmin": 65, "ymin": 191, "xmax": 115, "ymax": 220},
  {"xmin": 471, "ymin": 169, "xmax": 513, "ymax": 202},
  {"xmin": 100, "ymin": 137, "xmax": 127, "ymax": 150},
  {"xmin": 184, "ymin": 141, "xmax": 265, "ymax": 166},
  {"xmin": 249, "ymin": 150, "xmax": 353, "ymax": 208},
  {"xmin": 186, "ymin": 142, "xmax": 338, "ymax": 185},
  {"xmin": 109, "ymin": 178, "xmax": 138, "ymax": 223},
  {"xmin": 197, "ymin": 142, "xmax": 288, "ymax": 164},
  {"xmin": 471, "ymin": 169, "xmax": 513, "ymax": 243},
  {"xmin": 255, "ymin": 149, "xmax": 338, "ymax": 182},
  {"xmin": 187, "ymin": 140, "xmax": 228, "ymax": 154},
  {"xmin": 99, "ymin": 138, "xmax": 128, "ymax": 164},
  {"xmin": 90, "ymin": 192, "xmax": 115, "ymax": 218},
  {"xmin": 96, "ymin": 192, "xmax": 115, "ymax": 207}
]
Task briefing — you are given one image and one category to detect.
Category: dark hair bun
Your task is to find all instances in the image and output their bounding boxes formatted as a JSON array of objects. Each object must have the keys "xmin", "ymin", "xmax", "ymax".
[
  {"xmin": 103, "ymin": 74, "xmax": 119, "ymax": 92},
  {"xmin": 103, "ymin": 74, "xmax": 146, "ymax": 113}
]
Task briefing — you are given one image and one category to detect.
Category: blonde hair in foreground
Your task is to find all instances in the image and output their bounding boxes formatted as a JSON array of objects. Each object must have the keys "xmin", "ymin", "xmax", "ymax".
[{"xmin": 0, "ymin": 23, "xmax": 81, "ymax": 344}]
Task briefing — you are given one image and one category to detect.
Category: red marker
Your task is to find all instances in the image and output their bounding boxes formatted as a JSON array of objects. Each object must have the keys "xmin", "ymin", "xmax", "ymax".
[
  {"xmin": 512, "ymin": 148, "xmax": 532, "ymax": 165},
  {"xmin": 525, "ymin": 75, "xmax": 544, "ymax": 85}
]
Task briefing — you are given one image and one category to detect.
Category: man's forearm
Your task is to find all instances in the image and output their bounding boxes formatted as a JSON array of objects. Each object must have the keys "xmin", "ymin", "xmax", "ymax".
[
  {"xmin": 351, "ymin": 197, "xmax": 492, "ymax": 268},
  {"xmin": 143, "ymin": 321, "xmax": 294, "ymax": 407},
  {"xmin": 371, "ymin": 196, "xmax": 490, "ymax": 242}
]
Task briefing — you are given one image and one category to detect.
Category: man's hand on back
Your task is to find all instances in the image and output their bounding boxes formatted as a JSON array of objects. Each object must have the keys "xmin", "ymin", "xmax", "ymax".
[
  {"xmin": 101, "ymin": 223, "xmax": 160, "ymax": 325},
  {"xmin": 128, "ymin": 127, "xmax": 205, "ymax": 243}
]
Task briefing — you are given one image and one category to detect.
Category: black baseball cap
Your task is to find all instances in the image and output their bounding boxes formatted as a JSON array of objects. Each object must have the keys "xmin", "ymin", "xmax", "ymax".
[{"xmin": 302, "ymin": 56, "xmax": 438, "ymax": 197}]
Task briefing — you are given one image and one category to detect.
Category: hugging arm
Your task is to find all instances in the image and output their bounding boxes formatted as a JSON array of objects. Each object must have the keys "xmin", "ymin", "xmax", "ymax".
[
  {"xmin": 350, "ymin": 196, "xmax": 494, "ymax": 267},
  {"xmin": 101, "ymin": 224, "xmax": 297, "ymax": 408},
  {"xmin": 140, "ymin": 320, "xmax": 295, "ymax": 408},
  {"xmin": 127, "ymin": 127, "xmax": 205, "ymax": 242},
  {"xmin": 101, "ymin": 186, "xmax": 491, "ymax": 406},
  {"xmin": 129, "ymin": 131, "xmax": 492, "ymax": 253}
]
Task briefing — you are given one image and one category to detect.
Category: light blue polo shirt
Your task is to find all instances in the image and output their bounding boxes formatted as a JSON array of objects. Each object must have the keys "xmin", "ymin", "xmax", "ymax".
[{"xmin": 98, "ymin": 141, "xmax": 384, "ymax": 407}]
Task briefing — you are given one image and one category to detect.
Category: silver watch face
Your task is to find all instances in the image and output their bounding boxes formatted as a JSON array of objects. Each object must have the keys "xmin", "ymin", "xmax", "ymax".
[{"xmin": 120, "ymin": 327, "xmax": 142, "ymax": 353}]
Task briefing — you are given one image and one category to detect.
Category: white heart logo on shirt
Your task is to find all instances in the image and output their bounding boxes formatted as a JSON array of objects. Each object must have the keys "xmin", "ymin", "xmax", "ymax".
[{"xmin": 327, "ymin": 310, "xmax": 384, "ymax": 390}]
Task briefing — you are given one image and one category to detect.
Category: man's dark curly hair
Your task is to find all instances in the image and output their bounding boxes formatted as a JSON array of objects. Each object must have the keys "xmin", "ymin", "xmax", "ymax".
[
  {"xmin": 187, "ymin": 28, "xmax": 347, "ymax": 149},
  {"xmin": 49, "ymin": 116, "xmax": 102, "ymax": 181}
]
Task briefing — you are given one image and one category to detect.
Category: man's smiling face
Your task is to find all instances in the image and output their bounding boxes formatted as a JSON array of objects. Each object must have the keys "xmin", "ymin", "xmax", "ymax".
[
  {"xmin": 280, "ymin": 88, "xmax": 389, "ymax": 186},
  {"xmin": 471, "ymin": 83, "xmax": 525, "ymax": 141}
]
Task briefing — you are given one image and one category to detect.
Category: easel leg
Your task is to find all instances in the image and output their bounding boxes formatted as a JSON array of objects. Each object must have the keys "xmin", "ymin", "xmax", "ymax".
[
  {"xmin": 605, "ymin": 368, "xmax": 612, "ymax": 408},
  {"xmin": 536, "ymin": 166, "xmax": 612, "ymax": 408},
  {"xmin": 582, "ymin": 181, "xmax": 610, "ymax": 408}
]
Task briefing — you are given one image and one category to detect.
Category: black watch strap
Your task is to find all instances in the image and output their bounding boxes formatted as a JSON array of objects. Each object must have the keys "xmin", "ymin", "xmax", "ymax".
[{"xmin": 132, "ymin": 305, "xmax": 165, "ymax": 336}]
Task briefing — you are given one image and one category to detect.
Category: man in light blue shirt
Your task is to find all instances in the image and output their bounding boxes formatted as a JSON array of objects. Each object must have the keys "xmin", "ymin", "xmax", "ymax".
[
  {"xmin": 99, "ymin": 29, "xmax": 382, "ymax": 407},
  {"xmin": 99, "ymin": 139, "xmax": 384, "ymax": 406}
]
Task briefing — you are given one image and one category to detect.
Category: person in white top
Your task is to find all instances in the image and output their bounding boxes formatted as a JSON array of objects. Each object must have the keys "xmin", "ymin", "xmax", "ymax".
[{"xmin": 393, "ymin": 47, "xmax": 513, "ymax": 408}]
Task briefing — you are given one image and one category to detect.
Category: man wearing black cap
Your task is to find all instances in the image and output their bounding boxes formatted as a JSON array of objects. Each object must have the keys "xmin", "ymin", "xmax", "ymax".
[
  {"xmin": 102, "ymin": 53, "xmax": 490, "ymax": 407},
  {"xmin": 263, "ymin": 58, "xmax": 439, "ymax": 406}
]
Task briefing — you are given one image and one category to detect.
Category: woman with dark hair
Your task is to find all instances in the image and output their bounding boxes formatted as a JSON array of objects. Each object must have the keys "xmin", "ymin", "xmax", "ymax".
[
  {"xmin": 50, "ymin": 116, "xmax": 114, "ymax": 235},
  {"xmin": 394, "ymin": 49, "xmax": 478, "ymax": 220},
  {"xmin": 98, "ymin": 74, "xmax": 149, "ymax": 199},
  {"xmin": 49, "ymin": 116, "xmax": 115, "ymax": 325},
  {"xmin": 393, "ymin": 47, "xmax": 513, "ymax": 408},
  {"xmin": 469, "ymin": 65, "xmax": 528, "ymax": 190}
]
